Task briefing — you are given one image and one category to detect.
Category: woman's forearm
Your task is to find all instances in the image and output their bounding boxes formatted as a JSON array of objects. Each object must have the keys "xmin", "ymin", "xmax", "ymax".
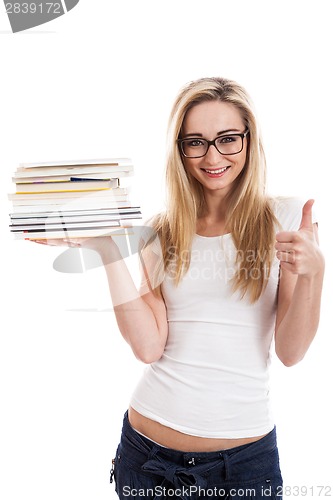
[
  {"xmin": 99, "ymin": 240, "xmax": 167, "ymax": 363},
  {"xmin": 275, "ymin": 269, "xmax": 324, "ymax": 366}
]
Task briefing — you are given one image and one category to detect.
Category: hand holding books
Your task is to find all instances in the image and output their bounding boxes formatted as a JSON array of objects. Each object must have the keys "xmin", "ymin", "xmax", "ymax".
[
  {"xmin": 8, "ymin": 158, "xmax": 164, "ymax": 354},
  {"xmin": 33, "ymin": 233, "xmax": 120, "ymax": 259},
  {"xmin": 31, "ymin": 224, "xmax": 152, "ymax": 273}
]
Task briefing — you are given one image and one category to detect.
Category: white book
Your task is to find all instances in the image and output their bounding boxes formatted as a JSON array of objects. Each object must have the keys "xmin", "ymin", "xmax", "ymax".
[
  {"xmin": 12, "ymin": 225, "xmax": 134, "ymax": 240},
  {"xmin": 9, "ymin": 188, "xmax": 128, "ymax": 201},
  {"xmin": 10, "ymin": 213, "xmax": 141, "ymax": 225},
  {"xmin": 10, "ymin": 220, "xmax": 122, "ymax": 231},
  {"xmin": 13, "ymin": 168, "xmax": 134, "ymax": 180},
  {"xmin": 10, "ymin": 207, "xmax": 141, "ymax": 219},
  {"xmin": 10, "ymin": 201, "xmax": 135, "ymax": 213},
  {"xmin": 18, "ymin": 158, "xmax": 133, "ymax": 169}
]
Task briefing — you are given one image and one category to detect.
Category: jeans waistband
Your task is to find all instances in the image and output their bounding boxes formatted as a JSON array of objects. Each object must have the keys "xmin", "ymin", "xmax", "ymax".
[{"xmin": 121, "ymin": 411, "xmax": 277, "ymax": 467}]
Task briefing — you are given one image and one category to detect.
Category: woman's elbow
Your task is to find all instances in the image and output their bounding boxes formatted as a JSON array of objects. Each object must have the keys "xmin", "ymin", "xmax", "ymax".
[
  {"xmin": 276, "ymin": 349, "xmax": 305, "ymax": 367},
  {"xmin": 133, "ymin": 345, "xmax": 164, "ymax": 364}
]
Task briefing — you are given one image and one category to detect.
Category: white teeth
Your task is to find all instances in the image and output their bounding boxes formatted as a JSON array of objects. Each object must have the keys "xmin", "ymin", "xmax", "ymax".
[{"xmin": 204, "ymin": 167, "xmax": 228, "ymax": 174}]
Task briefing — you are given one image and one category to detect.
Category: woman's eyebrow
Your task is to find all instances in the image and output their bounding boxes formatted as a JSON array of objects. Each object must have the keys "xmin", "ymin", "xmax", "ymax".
[{"xmin": 182, "ymin": 128, "xmax": 241, "ymax": 138}]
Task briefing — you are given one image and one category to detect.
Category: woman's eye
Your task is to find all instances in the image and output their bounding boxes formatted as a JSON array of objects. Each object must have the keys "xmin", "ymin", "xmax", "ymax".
[
  {"xmin": 217, "ymin": 135, "xmax": 237, "ymax": 144},
  {"xmin": 188, "ymin": 139, "xmax": 204, "ymax": 147}
]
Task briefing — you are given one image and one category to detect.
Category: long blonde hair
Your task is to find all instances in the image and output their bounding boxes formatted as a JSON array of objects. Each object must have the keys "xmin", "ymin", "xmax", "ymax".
[{"xmin": 148, "ymin": 77, "xmax": 278, "ymax": 303}]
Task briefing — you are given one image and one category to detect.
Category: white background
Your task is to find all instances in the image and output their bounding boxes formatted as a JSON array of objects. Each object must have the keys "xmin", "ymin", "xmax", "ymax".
[{"xmin": 0, "ymin": 1, "xmax": 332, "ymax": 499}]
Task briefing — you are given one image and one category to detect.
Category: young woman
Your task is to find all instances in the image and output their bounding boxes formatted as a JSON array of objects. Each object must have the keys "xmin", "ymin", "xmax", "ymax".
[{"xmin": 36, "ymin": 77, "xmax": 324, "ymax": 499}]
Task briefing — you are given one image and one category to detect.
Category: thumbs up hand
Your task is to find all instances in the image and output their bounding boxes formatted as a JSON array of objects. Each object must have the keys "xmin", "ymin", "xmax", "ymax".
[{"xmin": 275, "ymin": 200, "xmax": 324, "ymax": 276}]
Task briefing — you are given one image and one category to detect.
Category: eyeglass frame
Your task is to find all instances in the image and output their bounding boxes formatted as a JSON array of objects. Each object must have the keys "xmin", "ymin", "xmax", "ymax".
[{"xmin": 177, "ymin": 128, "xmax": 249, "ymax": 159}]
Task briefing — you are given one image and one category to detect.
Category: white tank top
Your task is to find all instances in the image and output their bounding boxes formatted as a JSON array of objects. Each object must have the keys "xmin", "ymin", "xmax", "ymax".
[{"xmin": 130, "ymin": 197, "xmax": 317, "ymax": 438}]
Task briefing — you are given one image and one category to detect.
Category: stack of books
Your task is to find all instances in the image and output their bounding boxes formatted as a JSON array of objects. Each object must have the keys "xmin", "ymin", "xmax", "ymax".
[{"xmin": 8, "ymin": 158, "xmax": 142, "ymax": 239}]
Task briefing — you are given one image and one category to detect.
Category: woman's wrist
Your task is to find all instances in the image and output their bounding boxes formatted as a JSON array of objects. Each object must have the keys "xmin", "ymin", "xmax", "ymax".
[{"xmin": 98, "ymin": 237, "xmax": 123, "ymax": 265}]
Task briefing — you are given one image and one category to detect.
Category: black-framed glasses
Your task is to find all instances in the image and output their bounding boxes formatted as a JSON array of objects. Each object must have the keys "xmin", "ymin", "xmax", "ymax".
[{"xmin": 177, "ymin": 129, "xmax": 249, "ymax": 158}]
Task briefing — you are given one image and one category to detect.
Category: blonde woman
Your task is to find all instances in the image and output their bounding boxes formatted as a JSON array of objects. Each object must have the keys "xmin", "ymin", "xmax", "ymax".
[{"xmin": 36, "ymin": 77, "xmax": 324, "ymax": 499}]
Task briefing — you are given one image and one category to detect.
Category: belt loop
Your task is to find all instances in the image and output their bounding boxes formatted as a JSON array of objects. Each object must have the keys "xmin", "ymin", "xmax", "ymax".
[{"xmin": 222, "ymin": 451, "xmax": 231, "ymax": 480}]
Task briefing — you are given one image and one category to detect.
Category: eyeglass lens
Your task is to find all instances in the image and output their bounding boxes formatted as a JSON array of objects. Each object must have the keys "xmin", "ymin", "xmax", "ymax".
[{"xmin": 182, "ymin": 134, "xmax": 244, "ymax": 158}]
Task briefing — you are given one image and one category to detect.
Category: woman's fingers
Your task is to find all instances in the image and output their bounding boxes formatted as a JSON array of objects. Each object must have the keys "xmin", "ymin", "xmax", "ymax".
[{"xmin": 32, "ymin": 238, "xmax": 81, "ymax": 247}]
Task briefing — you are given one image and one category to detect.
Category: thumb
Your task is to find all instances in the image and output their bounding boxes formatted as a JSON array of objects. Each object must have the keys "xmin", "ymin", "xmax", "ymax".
[{"xmin": 299, "ymin": 199, "xmax": 314, "ymax": 231}]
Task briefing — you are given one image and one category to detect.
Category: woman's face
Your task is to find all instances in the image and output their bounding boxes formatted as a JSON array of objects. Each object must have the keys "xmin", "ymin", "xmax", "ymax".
[{"xmin": 181, "ymin": 100, "xmax": 248, "ymax": 197}]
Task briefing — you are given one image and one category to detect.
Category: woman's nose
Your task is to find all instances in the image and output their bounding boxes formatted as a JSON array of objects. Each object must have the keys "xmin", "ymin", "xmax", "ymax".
[{"xmin": 204, "ymin": 143, "xmax": 224, "ymax": 165}]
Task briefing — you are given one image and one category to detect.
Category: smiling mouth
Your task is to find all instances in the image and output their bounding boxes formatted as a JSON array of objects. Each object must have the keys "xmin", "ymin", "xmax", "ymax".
[{"xmin": 201, "ymin": 166, "xmax": 231, "ymax": 175}]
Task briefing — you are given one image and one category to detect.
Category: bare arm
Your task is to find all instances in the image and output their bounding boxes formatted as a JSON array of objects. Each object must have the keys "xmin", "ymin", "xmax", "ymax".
[
  {"xmin": 98, "ymin": 237, "xmax": 168, "ymax": 364},
  {"xmin": 274, "ymin": 201, "xmax": 325, "ymax": 366}
]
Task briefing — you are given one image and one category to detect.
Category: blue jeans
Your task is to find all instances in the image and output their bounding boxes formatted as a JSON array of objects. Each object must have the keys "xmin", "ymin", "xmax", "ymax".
[{"xmin": 111, "ymin": 412, "xmax": 283, "ymax": 499}]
